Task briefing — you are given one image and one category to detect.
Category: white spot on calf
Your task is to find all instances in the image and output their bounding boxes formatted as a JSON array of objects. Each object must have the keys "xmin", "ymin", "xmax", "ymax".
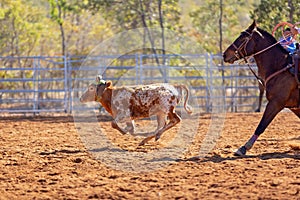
[{"xmin": 111, "ymin": 89, "xmax": 132, "ymax": 122}]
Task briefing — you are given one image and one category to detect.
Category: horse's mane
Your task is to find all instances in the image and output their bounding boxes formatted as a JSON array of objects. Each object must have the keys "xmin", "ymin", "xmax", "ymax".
[{"xmin": 256, "ymin": 27, "xmax": 289, "ymax": 54}]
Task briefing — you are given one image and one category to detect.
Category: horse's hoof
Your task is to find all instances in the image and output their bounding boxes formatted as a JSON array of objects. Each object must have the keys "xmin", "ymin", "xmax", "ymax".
[{"xmin": 234, "ymin": 146, "xmax": 247, "ymax": 156}]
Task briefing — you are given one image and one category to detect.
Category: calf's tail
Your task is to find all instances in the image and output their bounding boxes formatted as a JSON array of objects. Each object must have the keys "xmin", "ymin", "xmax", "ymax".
[{"xmin": 176, "ymin": 85, "xmax": 193, "ymax": 114}]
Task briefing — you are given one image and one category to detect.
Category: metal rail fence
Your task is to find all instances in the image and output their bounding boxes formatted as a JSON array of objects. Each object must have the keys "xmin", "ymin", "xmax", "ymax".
[{"xmin": 0, "ymin": 54, "xmax": 265, "ymax": 114}]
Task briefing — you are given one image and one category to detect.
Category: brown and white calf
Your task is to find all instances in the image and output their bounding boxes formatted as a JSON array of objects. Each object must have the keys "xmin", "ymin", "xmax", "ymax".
[{"xmin": 80, "ymin": 76, "xmax": 193, "ymax": 145}]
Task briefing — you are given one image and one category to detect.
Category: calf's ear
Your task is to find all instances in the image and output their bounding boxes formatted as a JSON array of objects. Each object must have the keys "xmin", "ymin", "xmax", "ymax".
[{"xmin": 106, "ymin": 81, "xmax": 112, "ymax": 87}]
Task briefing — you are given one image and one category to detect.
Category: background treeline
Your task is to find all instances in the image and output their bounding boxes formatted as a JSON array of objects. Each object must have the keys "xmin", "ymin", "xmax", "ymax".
[{"xmin": 1, "ymin": 0, "xmax": 300, "ymax": 57}]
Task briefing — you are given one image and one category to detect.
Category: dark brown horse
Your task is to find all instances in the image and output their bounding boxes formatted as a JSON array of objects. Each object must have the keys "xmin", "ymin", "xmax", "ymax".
[{"xmin": 223, "ymin": 20, "xmax": 300, "ymax": 156}]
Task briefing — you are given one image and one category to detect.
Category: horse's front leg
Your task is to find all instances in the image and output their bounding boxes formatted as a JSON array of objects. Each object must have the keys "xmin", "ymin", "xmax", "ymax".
[{"xmin": 235, "ymin": 100, "xmax": 285, "ymax": 156}]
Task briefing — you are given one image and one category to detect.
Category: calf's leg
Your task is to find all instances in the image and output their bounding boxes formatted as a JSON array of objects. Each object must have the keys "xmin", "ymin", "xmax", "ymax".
[
  {"xmin": 111, "ymin": 120, "xmax": 127, "ymax": 135},
  {"xmin": 138, "ymin": 114, "xmax": 167, "ymax": 146},
  {"xmin": 125, "ymin": 120, "xmax": 135, "ymax": 134},
  {"xmin": 156, "ymin": 113, "xmax": 167, "ymax": 131},
  {"xmin": 155, "ymin": 112, "xmax": 181, "ymax": 141}
]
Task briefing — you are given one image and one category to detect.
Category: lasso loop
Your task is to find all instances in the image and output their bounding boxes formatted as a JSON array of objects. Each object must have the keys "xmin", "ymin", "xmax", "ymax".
[{"xmin": 272, "ymin": 22, "xmax": 300, "ymax": 45}]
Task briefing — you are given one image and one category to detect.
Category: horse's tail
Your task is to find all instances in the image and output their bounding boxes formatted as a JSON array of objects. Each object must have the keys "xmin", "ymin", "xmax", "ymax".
[{"xmin": 175, "ymin": 84, "xmax": 193, "ymax": 114}]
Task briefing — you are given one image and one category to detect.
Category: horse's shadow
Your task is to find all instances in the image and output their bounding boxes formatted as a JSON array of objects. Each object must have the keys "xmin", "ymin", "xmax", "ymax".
[{"xmin": 179, "ymin": 150, "xmax": 300, "ymax": 163}]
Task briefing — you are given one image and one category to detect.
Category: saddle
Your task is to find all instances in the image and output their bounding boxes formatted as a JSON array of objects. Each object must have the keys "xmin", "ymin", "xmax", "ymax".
[
  {"xmin": 290, "ymin": 52, "xmax": 300, "ymax": 108},
  {"xmin": 290, "ymin": 52, "xmax": 300, "ymax": 87}
]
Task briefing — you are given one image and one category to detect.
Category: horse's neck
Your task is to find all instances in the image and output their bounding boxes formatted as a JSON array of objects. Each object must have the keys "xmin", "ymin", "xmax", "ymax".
[{"xmin": 255, "ymin": 47, "xmax": 289, "ymax": 80}]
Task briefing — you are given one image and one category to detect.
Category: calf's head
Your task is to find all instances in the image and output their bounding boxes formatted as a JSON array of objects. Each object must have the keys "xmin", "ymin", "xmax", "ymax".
[{"xmin": 80, "ymin": 76, "xmax": 112, "ymax": 103}]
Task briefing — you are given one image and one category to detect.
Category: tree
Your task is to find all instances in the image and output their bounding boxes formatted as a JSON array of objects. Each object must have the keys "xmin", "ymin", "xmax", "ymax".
[
  {"xmin": 0, "ymin": 0, "xmax": 55, "ymax": 100},
  {"xmin": 47, "ymin": 0, "xmax": 115, "ymax": 56},
  {"xmin": 48, "ymin": 0, "xmax": 74, "ymax": 57},
  {"xmin": 0, "ymin": 0, "xmax": 47, "ymax": 56},
  {"xmin": 219, "ymin": 0, "xmax": 223, "ymax": 55},
  {"xmin": 251, "ymin": 0, "xmax": 300, "ymax": 33},
  {"xmin": 86, "ymin": 0, "xmax": 182, "ymax": 55},
  {"xmin": 189, "ymin": 0, "xmax": 256, "ymax": 54}
]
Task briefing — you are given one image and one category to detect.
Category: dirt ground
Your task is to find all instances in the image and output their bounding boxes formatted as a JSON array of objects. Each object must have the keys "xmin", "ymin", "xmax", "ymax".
[{"xmin": 0, "ymin": 112, "xmax": 299, "ymax": 200}]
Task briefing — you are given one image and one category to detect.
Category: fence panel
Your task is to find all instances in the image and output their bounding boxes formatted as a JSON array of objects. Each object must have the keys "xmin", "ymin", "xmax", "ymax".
[
  {"xmin": 0, "ymin": 56, "xmax": 68, "ymax": 113},
  {"xmin": 0, "ymin": 55, "xmax": 265, "ymax": 114}
]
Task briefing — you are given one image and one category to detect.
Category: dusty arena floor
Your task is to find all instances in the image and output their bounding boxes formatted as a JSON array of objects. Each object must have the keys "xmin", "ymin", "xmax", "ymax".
[{"xmin": 0, "ymin": 112, "xmax": 299, "ymax": 199}]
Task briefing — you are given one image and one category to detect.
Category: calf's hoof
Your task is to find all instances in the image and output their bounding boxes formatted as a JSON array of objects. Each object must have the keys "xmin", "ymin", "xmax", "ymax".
[
  {"xmin": 234, "ymin": 146, "xmax": 247, "ymax": 156},
  {"xmin": 138, "ymin": 138, "xmax": 147, "ymax": 146},
  {"xmin": 138, "ymin": 138, "xmax": 149, "ymax": 146},
  {"xmin": 138, "ymin": 141, "xmax": 145, "ymax": 146},
  {"xmin": 155, "ymin": 134, "xmax": 161, "ymax": 141}
]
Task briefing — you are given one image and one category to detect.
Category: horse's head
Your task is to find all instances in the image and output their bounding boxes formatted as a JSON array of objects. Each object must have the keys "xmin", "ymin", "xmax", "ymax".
[{"xmin": 223, "ymin": 20, "xmax": 261, "ymax": 63}]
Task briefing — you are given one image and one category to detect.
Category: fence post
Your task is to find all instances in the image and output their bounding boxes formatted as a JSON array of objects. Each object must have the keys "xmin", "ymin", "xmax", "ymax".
[
  {"xmin": 68, "ymin": 57, "xmax": 74, "ymax": 113},
  {"xmin": 63, "ymin": 55, "xmax": 68, "ymax": 113},
  {"xmin": 33, "ymin": 58, "xmax": 36, "ymax": 113},
  {"xmin": 33, "ymin": 57, "xmax": 39, "ymax": 114},
  {"xmin": 164, "ymin": 54, "xmax": 168, "ymax": 83},
  {"xmin": 139, "ymin": 54, "xmax": 143, "ymax": 84},
  {"xmin": 135, "ymin": 53, "xmax": 139, "ymax": 85},
  {"xmin": 234, "ymin": 65, "xmax": 238, "ymax": 112},
  {"xmin": 205, "ymin": 54, "xmax": 210, "ymax": 113}
]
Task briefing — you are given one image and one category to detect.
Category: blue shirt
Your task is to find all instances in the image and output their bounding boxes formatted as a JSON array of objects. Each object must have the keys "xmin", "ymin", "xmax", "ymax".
[{"xmin": 279, "ymin": 36, "xmax": 297, "ymax": 53}]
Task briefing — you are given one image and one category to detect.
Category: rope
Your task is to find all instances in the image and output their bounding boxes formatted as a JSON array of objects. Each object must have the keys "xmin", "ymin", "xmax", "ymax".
[
  {"xmin": 244, "ymin": 40, "xmax": 281, "ymax": 60},
  {"xmin": 238, "ymin": 34, "xmax": 291, "ymax": 88},
  {"xmin": 264, "ymin": 65, "xmax": 292, "ymax": 86},
  {"xmin": 242, "ymin": 57, "xmax": 264, "ymax": 86}
]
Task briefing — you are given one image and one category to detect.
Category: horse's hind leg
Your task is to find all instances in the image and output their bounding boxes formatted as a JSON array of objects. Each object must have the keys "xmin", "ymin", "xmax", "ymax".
[
  {"xmin": 290, "ymin": 108, "xmax": 300, "ymax": 118},
  {"xmin": 235, "ymin": 100, "xmax": 284, "ymax": 156}
]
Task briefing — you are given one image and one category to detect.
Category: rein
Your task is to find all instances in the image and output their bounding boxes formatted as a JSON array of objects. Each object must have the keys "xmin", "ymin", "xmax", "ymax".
[
  {"xmin": 242, "ymin": 58, "xmax": 264, "ymax": 86},
  {"xmin": 248, "ymin": 40, "xmax": 282, "ymax": 59},
  {"xmin": 232, "ymin": 30, "xmax": 290, "ymax": 88},
  {"xmin": 264, "ymin": 65, "xmax": 292, "ymax": 86}
]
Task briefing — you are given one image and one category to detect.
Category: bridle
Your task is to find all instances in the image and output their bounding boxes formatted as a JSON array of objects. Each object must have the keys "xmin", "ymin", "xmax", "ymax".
[
  {"xmin": 229, "ymin": 28, "xmax": 291, "ymax": 87},
  {"xmin": 231, "ymin": 30, "xmax": 253, "ymax": 60},
  {"xmin": 231, "ymin": 29, "xmax": 282, "ymax": 60},
  {"xmin": 230, "ymin": 30, "xmax": 266, "ymax": 85}
]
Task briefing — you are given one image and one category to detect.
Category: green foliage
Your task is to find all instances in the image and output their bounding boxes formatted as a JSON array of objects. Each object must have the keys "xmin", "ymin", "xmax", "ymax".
[
  {"xmin": 86, "ymin": 0, "xmax": 182, "ymax": 32},
  {"xmin": 3, "ymin": 0, "xmax": 297, "ymax": 58},
  {"xmin": 189, "ymin": 0, "xmax": 256, "ymax": 54},
  {"xmin": 47, "ymin": 0, "xmax": 114, "ymax": 56},
  {"xmin": 0, "ymin": 70, "xmax": 15, "ymax": 90},
  {"xmin": 0, "ymin": 0, "xmax": 49, "ymax": 56},
  {"xmin": 251, "ymin": 0, "xmax": 300, "ymax": 33}
]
